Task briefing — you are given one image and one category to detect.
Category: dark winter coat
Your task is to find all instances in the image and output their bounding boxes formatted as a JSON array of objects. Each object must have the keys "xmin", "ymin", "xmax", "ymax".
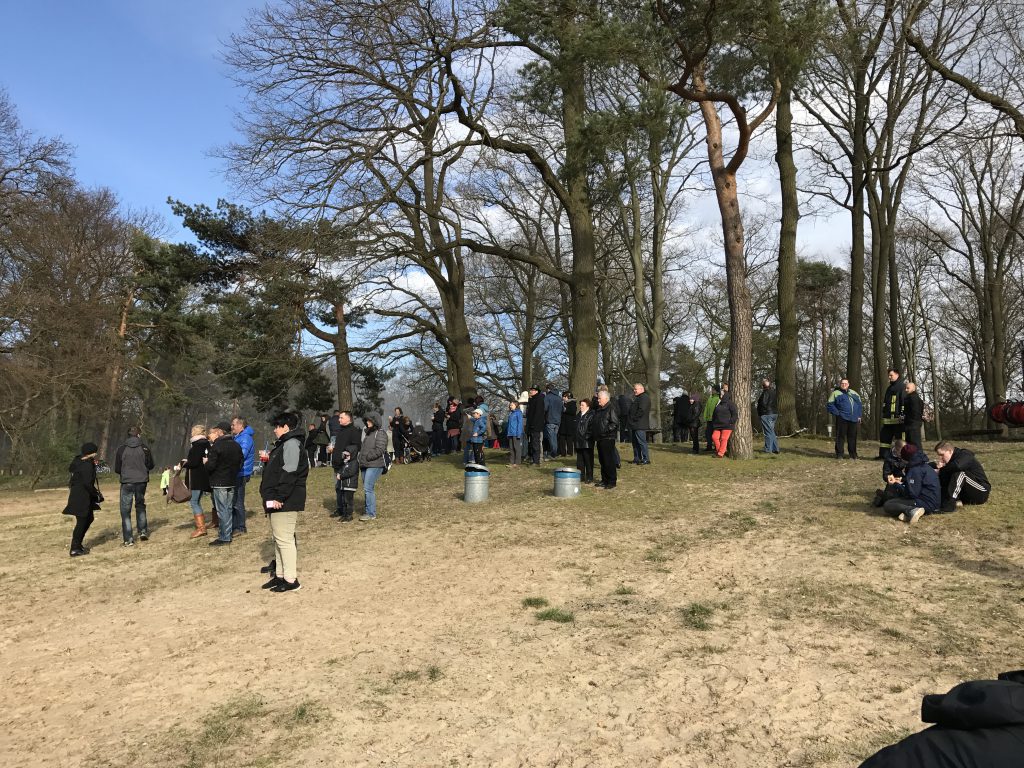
[
  {"xmin": 592, "ymin": 401, "xmax": 620, "ymax": 441},
  {"xmin": 882, "ymin": 377, "xmax": 906, "ymax": 422},
  {"xmin": 616, "ymin": 394, "xmax": 632, "ymax": 423},
  {"xmin": 357, "ymin": 424, "xmax": 389, "ymax": 469},
  {"xmin": 882, "ymin": 445, "xmax": 907, "ymax": 483},
  {"xmin": 259, "ymin": 426, "xmax": 309, "ymax": 513},
  {"xmin": 903, "ymin": 391, "xmax": 924, "ymax": 426},
  {"xmin": 858, "ymin": 670, "xmax": 1024, "ymax": 768},
  {"xmin": 671, "ymin": 396, "xmax": 687, "ymax": 426},
  {"xmin": 711, "ymin": 394, "xmax": 739, "ymax": 430},
  {"xmin": 330, "ymin": 423, "xmax": 363, "ymax": 472},
  {"xmin": 575, "ymin": 409, "xmax": 595, "ymax": 449},
  {"xmin": 544, "ymin": 391, "xmax": 563, "ymax": 426},
  {"xmin": 445, "ymin": 404, "xmax": 461, "ymax": 433},
  {"xmin": 559, "ymin": 400, "xmax": 578, "ymax": 437},
  {"xmin": 526, "ymin": 392, "xmax": 547, "ymax": 432},
  {"xmin": 431, "ymin": 408, "xmax": 445, "ymax": 432},
  {"xmin": 63, "ymin": 456, "xmax": 101, "ymax": 518},
  {"xmin": 305, "ymin": 428, "xmax": 318, "ymax": 449},
  {"xmin": 756, "ymin": 387, "xmax": 778, "ymax": 416},
  {"xmin": 313, "ymin": 421, "xmax": 331, "ymax": 446},
  {"xmin": 114, "ymin": 436, "xmax": 154, "ymax": 484},
  {"xmin": 336, "ymin": 454, "xmax": 359, "ymax": 493},
  {"xmin": 182, "ymin": 437, "xmax": 211, "ymax": 492},
  {"xmin": 684, "ymin": 397, "xmax": 703, "ymax": 429},
  {"xmin": 205, "ymin": 434, "xmax": 243, "ymax": 488},
  {"xmin": 628, "ymin": 391, "xmax": 651, "ymax": 431},
  {"xmin": 896, "ymin": 449, "xmax": 941, "ymax": 512}
]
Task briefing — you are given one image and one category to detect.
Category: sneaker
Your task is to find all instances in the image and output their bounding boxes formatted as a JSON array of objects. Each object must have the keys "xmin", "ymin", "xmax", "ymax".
[
  {"xmin": 358, "ymin": 514, "xmax": 376, "ymax": 522},
  {"xmin": 139, "ymin": 533, "xmax": 149, "ymax": 542},
  {"xmin": 955, "ymin": 500, "xmax": 964, "ymax": 509},
  {"xmin": 122, "ymin": 540, "xmax": 134, "ymax": 547},
  {"xmin": 261, "ymin": 577, "xmax": 283, "ymax": 590},
  {"xmin": 232, "ymin": 528, "xmax": 247, "ymax": 537},
  {"xmin": 908, "ymin": 507, "xmax": 925, "ymax": 525},
  {"xmin": 209, "ymin": 539, "xmax": 231, "ymax": 547},
  {"xmin": 897, "ymin": 512, "xmax": 907, "ymax": 522},
  {"xmin": 270, "ymin": 579, "xmax": 301, "ymax": 593},
  {"xmin": 260, "ymin": 560, "xmax": 276, "ymax": 574}
]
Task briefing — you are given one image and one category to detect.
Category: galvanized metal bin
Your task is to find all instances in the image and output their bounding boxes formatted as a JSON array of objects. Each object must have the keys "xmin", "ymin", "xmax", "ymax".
[
  {"xmin": 553, "ymin": 467, "xmax": 581, "ymax": 498},
  {"xmin": 464, "ymin": 466, "xmax": 490, "ymax": 503}
]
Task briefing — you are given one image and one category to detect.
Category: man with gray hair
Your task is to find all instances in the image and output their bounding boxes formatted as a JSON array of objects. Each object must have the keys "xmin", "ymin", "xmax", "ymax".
[
  {"xmin": 231, "ymin": 416, "xmax": 255, "ymax": 536},
  {"xmin": 628, "ymin": 383, "xmax": 651, "ymax": 465},
  {"xmin": 593, "ymin": 390, "xmax": 620, "ymax": 489}
]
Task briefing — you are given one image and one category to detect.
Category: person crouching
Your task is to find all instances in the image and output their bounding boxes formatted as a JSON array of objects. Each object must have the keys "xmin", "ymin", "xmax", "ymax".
[
  {"xmin": 259, "ymin": 412, "xmax": 309, "ymax": 593},
  {"xmin": 881, "ymin": 444, "xmax": 940, "ymax": 525}
]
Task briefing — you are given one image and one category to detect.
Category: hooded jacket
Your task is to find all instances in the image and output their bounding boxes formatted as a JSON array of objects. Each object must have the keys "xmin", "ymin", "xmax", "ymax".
[
  {"xmin": 701, "ymin": 392, "xmax": 721, "ymax": 424},
  {"xmin": 114, "ymin": 436, "xmax": 154, "ymax": 484},
  {"xmin": 233, "ymin": 425, "xmax": 256, "ymax": 478},
  {"xmin": 63, "ymin": 455, "xmax": 101, "ymax": 517},
  {"xmin": 897, "ymin": 449, "xmax": 941, "ymax": 512},
  {"xmin": 357, "ymin": 417, "xmax": 389, "ymax": 468},
  {"xmin": 506, "ymin": 408, "xmax": 524, "ymax": 439},
  {"xmin": 259, "ymin": 426, "xmax": 309, "ymax": 513},
  {"xmin": 468, "ymin": 414, "xmax": 487, "ymax": 444},
  {"xmin": 859, "ymin": 670, "xmax": 1024, "ymax": 767},
  {"xmin": 711, "ymin": 394, "xmax": 739, "ymax": 430}
]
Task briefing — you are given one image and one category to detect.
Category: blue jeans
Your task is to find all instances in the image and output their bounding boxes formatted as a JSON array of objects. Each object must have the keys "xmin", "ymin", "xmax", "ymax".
[
  {"xmin": 189, "ymin": 489, "xmax": 206, "ymax": 517},
  {"xmin": 544, "ymin": 423, "xmax": 559, "ymax": 457},
  {"xmin": 211, "ymin": 487, "xmax": 235, "ymax": 542},
  {"xmin": 233, "ymin": 475, "xmax": 249, "ymax": 532},
  {"xmin": 361, "ymin": 467, "xmax": 383, "ymax": 518},
  {"xmin": 631, "ymin": 429, "xmax": 649, "ymax": 463},
  {"xmin": 119, "ymin": 482, "xmax": 148, "ymax": 542},
  {"xmin": 761, "ymin": 413, "xmax": 779, "ymax": 453}
]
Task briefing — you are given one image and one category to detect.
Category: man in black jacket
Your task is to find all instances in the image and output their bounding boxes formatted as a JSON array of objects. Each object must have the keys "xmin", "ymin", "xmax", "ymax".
[
  {"xmin": 684, "ymin": 391, "xmax": 703, "ymax": 454},
  {"xmin": 205, "ymin": 421, "xmax": 244, "ymax": 546},
  {"xmin": 756, "ymin": 378, "xmax": 780, "ymax": 454},
  {"xmin": 616, "ymin": 391, "xmax": 632, "ymax": 443},
  {"xmin": 934, "ymin": 440, "xmax": 990, "ymax": 512},
  {"xmin": 593, "ymin": 390, "xmax": 620, "ymax": 488},
  {"xmin": 114, "ymin": 427, "xmax": 154, "ymax": 546},
  {"xmin": 628, "ymin": 383, "xmax": 652, "ymax": 465},
  {"xmin": 329, "ymin": 411, "xmax": 363, "ymax": 520},
  {"xmin": 260, "ymin": 412, "xmax": 309, "ymax": 593},
  {"xmin": 902, "ymin": 380, "xmax": 925, "ymax": 449},
  {"xmin": 558, "ymin": 393, "xmax": 577, "ymax": 457},
  {"xmin": 878, "ymin": 368, "xmax": 906, "ymax": 459},
  {"xmin": 525, "ymin": 385, "xmax": 547, "ymax": 465},
  {"xmin": 671, "ymin": 394, "xmax": 687, "ymax": 442}
]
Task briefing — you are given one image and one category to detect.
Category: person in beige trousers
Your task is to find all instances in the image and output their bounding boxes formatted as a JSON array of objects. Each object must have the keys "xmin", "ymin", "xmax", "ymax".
[{"xmin": 259, "ymin": 412, "xmax": 308, "ymax": 593}]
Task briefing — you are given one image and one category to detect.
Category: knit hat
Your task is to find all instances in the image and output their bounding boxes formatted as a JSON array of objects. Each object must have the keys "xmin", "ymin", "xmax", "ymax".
[
  {"xmin": 900, "ymin": 444, "xmax": 919, "ymax": 461},
  {"xmin": 80, "ymin": 442, "xmax": 99, "ymax": 456}
]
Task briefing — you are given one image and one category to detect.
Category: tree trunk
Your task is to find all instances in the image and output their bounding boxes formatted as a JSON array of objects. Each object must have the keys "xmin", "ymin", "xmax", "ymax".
[
  {"xmin": 774, "ymin": 87, "xmax": 800, "ymax": 434},
  {"xmin": 333, "ymin": 302, "xmax": 355, "ymax": 410},
  {"xmin": 847, "ymin": 79, "xmax": 869, "ymax": 391},
  {"xmin": 699, "ymin": 99, "xmax": 754, "ymax": 459},
  {"xmin": 99, "ymin": 284, "xmax": 134, "ymax": 458}
]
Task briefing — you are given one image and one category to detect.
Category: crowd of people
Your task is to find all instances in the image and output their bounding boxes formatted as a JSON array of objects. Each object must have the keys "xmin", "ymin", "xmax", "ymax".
[{"xmin": 60, "ymin": 371, "xmax": 996, "ymax": 581}]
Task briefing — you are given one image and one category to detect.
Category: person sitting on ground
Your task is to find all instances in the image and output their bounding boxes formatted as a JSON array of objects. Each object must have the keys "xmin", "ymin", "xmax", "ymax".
[
  {"xmin": 934, "ymin": 440, "xmax": 991, "ymax": 513},
  {"xmin": 881, "ymin": 443, "xmax": 940, "ymax": 525},
  {"xmin": 871, "ymin": 438, "xmax": 907, "ymax": 508}
]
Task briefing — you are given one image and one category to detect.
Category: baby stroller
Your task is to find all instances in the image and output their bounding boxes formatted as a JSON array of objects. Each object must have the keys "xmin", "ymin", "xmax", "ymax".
[{"xmin": 405, "ymin": 426, "xmax": 432, "ymax": 463}]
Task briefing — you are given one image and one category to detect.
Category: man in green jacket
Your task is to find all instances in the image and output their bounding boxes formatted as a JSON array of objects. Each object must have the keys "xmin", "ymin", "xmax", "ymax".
[{"xmin": 701, "ymin": 385, "xmax": 721, "ymax": 453}]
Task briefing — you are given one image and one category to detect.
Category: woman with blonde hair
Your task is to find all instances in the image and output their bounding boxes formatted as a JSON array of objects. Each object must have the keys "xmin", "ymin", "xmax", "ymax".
[{"xmin": 179, "ymin": 424, "xmax": 212, "ymax": 538}]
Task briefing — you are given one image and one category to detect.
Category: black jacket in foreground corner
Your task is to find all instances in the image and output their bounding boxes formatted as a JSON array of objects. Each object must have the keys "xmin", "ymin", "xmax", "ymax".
[
  {"xmin": 260, "ymin": 427, "xmax": 309, "ymax": 512},
  {"xmin": 859, "ymin": 670, "xmax": 1024, "ymax": 767}
]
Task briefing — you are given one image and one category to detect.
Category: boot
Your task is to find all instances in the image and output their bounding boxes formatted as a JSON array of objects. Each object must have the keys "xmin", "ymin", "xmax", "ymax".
[{"xmin": 190, "ymin": 515, "xmax": 207, "ymax": 538}]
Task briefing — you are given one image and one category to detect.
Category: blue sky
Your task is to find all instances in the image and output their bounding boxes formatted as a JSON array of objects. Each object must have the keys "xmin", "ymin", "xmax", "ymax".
[{"xmin": 0, "ymin": 0, "xmax": 264, "ymax": 240}]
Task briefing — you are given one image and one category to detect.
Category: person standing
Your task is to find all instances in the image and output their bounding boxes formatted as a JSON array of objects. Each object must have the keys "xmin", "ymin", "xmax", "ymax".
[
  {"xmin": 180, "ymin": 424, "xmax": 212, "ymax": 538},
  {"xmin": 526, "ymin": 385, "xmax": 546, "ymax": 466},
  {"xmin": 205, "ymin": 421, "xmax": 243, "ymax": 547},
  {"xmin": 902, "ymin": 381, "xmax": 925, "ymax": 450},
  {"xmin": 468, "ymin": 407, "xmax": 487, "ymax": 465},
  {"xmin": 430, "ymin": 402, "xmax": 445, "ymax": 456},
  {"xmin": 575, "ymin": 398, "xmax": 595, "ymax": 483},
  {"xmin": 592, "ymin": 391, "xmax": 620, "ymax": 488},
  {"xmin": 160, "ymin": 466, "xmax": 171, "ymax": 496},
  {"xmin": 628, "ymin": 383, "xmax": 652, "ymax": 465},
  {"xmin": 671, "ymin": 393, "xmax": 687, "ymax": 443},
  {"xmin": 878, "ymin": 368, "xmax": 906, "ymax": 459},
  {"xmin": 710, "ymin": 385, "xmax": 738, "ymax": 458},
  {"xmin": 543, "ymin": 384, "xmax": 562, "ymax": 459},
  {"xmin": 357, "ymin": 414, "xmax": 389, "ymax": 521},
  {"xmin": 934, "ymin": 441, "xmax": 991, "ymax": 513},
  {"xmin": 506, "ymin": 400, "xmax": 524, "ymax": 467},
  {"xmin": 445, "ymin": 399, "xmax": 461, "ymax": 454},
  {"xmin": 616, "ymin": 390, "xmax": 632, "ymax": 443},
  {"xmin": 304, "ymin": 422, "xmax": 318, "ymax": 469},
  {"xmin": 757, "ymin": 378, "xmax": 780, "ymax": 454},
  {"xmin": 826, "ymin": 378, "xmax": 863, "ymax": 459},
  {"xmin": 702, "ymin": 386, "xmax": 721, "ymax": 453},
  {"xmin": 558, "ymin": 392, "xmax": 577, "ymax": 457},
  {"xmin": 684, "ymin": 390, "xmax": 703, "ymax": 455},
  {"xmin": 390, "ymin": 407, "xmax": 405, "ymax": 464},
  {"xmin": 259, "ymin": 412, "xmax": 309, "ymax": 593},
  {"xmin": 329, "ymin": 410, "xmax": 363, "ymax": 520},
  {"xmin": 231, "ymin": 416, "xmax": 255, "ymax": 536},
  {"xmin": 114, "ymin": 426, "xmax": 154, "ymax": 546},
  {"xmin": 314, "ymin": 414, "xmax": 331, "ymax": 466},
  {"xmin": 63, "ymin": 442, "xmax": 102, "ymax": 557}
]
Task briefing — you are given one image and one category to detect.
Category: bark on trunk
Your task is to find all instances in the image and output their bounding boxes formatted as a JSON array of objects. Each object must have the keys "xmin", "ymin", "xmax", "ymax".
[
  {"xmin": 98, "ymin": 284, "xmax": 134, "ymax": 458},
  {"xmin": 774, "ymin": 87, "xmax": 800, "ymax": 434},
  {"xmin": 333, "ymin": 302, "xmax": 355, "ymax": 411}
]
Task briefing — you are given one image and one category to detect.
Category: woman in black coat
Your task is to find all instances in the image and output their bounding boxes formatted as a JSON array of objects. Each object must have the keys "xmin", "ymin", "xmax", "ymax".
[
  {"xmin": 574, "ymin": 399, "xmax": 596, "ymax": 483},
  {"xmin": 180, "ymin": 424, "xmax": 213, "ymax": 538},
  {"xmin": 430, "ymin": 402, "xmax": 445, "ymax": 455},
  {"xmin": 63, "ymin": 442, "xmax": 102, "ymax": 557}
]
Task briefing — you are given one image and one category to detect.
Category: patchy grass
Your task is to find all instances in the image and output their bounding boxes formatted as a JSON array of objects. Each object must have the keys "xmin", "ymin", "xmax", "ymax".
[
  {"xmin": 521, "ymin": 596, "xmax": 549, "ymax": 608},
  {"xmin": 680, "ymin": 602, "xmax": 715, "ymax": 630},
  {"xmin": 535, "ymin": 607, "xmax": 575, "ymax": 624}
]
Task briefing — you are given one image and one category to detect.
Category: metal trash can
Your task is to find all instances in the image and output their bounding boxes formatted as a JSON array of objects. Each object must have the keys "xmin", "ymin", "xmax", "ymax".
[
  {"xmin": 464, "ymin": 465, "xmax": 490, "ymax": 503},
  {"xmin": 553, "ymin": 467, "xmax": 581, "ymax": 498}
]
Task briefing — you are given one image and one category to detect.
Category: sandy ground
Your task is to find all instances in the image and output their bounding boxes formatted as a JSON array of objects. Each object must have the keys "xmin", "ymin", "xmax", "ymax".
[{"xmin": 0, "ymin": 438, "xmax": 1021, "ymax": 767}]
